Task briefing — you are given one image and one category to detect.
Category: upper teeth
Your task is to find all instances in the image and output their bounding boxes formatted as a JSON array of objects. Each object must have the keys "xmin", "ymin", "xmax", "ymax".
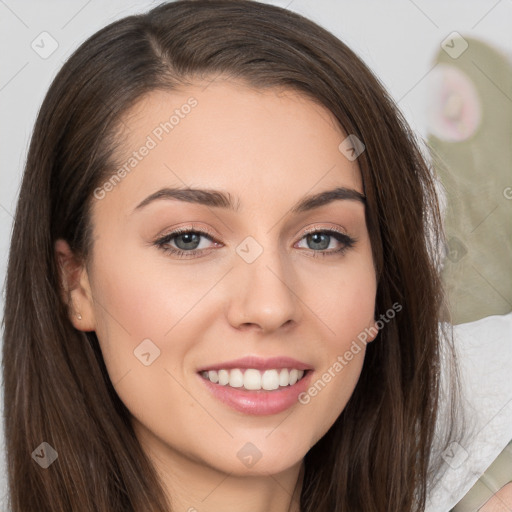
[{"xmin": 201, "ymin": 368, "xmax": 305, "ymax": 390}]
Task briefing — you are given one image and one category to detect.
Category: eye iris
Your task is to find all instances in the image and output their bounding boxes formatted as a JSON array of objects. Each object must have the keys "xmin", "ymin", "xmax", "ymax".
[
  {"xmin": 308, "ymin": 232, "xmax": 330, "ymax": 250},
  {"xmin": 176, "ymin": 232, "xmax": 201, "ymax": 250}
]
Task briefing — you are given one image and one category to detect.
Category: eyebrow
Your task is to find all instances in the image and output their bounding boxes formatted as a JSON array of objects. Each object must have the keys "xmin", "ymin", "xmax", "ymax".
[{"xmin": 131, "ymin": 186, "xmax": 366, "ymax": 215}]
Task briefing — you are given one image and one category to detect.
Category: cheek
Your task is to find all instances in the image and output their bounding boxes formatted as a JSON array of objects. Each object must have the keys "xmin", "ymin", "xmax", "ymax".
[
  {"xmin": 90, "ymin": 240, "xmax": 207, "ymax": 346},
  {"xmin": 88, "ymin": 252, "xmax": 202, "ymax": 443},
  {"xmin": 300, "ymin": 353, "xmax": 365, "ymax": 446},
  {"xmin": 309, "ymin": 254, "xmax": 376, "ymax": 338},
  {"xmin": 88, "ymin": 242, "xmax": 203, "ymax": 401},
  {"xmin": 297, "ymin": 330, "xmax": 368, "ymax": 447},
  {"xmin": 297, "ymin": 256, "xmax": 376, "ymax": 438}
]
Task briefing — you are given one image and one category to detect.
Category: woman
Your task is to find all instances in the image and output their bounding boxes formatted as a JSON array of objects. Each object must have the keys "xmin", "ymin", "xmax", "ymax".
[{"xmin": 2, "ymin": 0, "xmax": 466, "ymax": 510}]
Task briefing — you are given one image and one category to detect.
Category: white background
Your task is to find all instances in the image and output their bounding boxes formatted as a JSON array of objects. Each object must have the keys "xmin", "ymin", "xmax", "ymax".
[{"xmin": 1, "ymin": 0, "xmax": 511, "ymax": 509}]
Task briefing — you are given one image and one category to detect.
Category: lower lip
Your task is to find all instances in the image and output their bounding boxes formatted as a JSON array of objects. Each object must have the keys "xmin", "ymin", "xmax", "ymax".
[{"xmin": 198, "ymin": 371, "xmax": 313, "ymax": 416}]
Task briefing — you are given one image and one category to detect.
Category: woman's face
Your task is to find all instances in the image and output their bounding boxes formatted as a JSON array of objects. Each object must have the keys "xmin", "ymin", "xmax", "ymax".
[{"xmin": 63, "ymin": 79, "xmax": 377, "ymax": 478}]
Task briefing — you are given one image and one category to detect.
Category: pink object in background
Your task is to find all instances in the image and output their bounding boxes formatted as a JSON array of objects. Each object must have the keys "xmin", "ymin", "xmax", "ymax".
[{"xmin": 427, "ymin": 63, "xmax": 482, "ymax": 142}]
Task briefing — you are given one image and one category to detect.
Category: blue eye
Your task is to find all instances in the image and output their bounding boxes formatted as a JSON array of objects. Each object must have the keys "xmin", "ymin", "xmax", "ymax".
[
  {"xmin": 297, "ymin": 229, "xmax": 356, "ymax": 257},
  {"xmin": 153, "ymin": 226, "xmax": 356, "ymax": 259},
  {"xmin": 154, "ymin": 227, "xmax": 218, "ymax": 258}
]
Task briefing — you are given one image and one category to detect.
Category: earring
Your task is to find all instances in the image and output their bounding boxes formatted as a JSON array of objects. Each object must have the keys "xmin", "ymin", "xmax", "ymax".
[{"xmin": 76, "ymin": 312, "xmax": 82, "ymax": 320}]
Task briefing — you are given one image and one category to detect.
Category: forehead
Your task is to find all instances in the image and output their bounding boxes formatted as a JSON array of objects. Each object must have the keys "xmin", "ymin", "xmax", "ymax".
[{"xmin": 97, "ymin": 79, "xmax": 363, "ymax": 215}]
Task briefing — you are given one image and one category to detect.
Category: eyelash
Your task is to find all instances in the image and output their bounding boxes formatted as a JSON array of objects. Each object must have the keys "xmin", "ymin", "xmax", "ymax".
[{"xmin": 153, "ymin": 225, "xmax": 356, "ymax": 259}]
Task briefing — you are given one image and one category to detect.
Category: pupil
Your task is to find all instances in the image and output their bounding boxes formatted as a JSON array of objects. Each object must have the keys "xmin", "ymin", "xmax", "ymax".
[
  {"xmin": 177, "ymin": 233, "xmax": 199, "ymax": 250},
  {"xmin": 309, "ymin": 233, "xmax": 329, "ymax": 250}
]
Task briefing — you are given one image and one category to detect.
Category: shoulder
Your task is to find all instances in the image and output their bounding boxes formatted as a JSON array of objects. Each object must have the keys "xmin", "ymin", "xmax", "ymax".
[{"xmin": 451, "ymin": 439, "xmax": 512, "ymax": 512}]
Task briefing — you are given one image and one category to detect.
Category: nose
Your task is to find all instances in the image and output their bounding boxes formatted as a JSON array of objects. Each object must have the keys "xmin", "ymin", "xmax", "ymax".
[{"xmin": 225, "ymin": 241, "xmax": 301, "ymax": 333}]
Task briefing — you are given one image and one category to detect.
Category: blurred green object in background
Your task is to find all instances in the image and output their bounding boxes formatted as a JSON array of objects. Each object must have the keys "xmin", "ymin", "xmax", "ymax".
[{"xmin": 427, "ymin": 36, "xmax": 512, "ymax": 325}]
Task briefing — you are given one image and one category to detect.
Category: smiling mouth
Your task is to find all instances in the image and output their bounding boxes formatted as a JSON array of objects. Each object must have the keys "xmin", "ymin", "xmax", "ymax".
[{"xmin": 199, "ymin": 368, "xmax": 309, "ymax": 391}]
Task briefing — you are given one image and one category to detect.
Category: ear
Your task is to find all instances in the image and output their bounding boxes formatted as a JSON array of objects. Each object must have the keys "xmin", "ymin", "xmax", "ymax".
[{"xmin": 55, "ymin": 238, "xmax": 96, "ymax": 332}]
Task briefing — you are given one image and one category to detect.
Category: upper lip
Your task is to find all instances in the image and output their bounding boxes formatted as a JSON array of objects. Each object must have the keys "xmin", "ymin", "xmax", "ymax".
[{"xmin": 197, "ymin": 355, "xmax": 313, "ymax": 372}]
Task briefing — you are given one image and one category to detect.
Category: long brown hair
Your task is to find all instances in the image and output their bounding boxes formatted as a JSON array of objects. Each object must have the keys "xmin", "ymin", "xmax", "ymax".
[{"xmin": 2, "ymin": 1, "xmax": 466, "ymax": 510}]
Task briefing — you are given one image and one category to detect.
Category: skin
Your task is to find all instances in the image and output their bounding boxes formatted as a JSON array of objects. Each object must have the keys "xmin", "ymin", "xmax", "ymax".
[
  {"xmin": 478, "ymin": 482, "xmax": 512, "ymax": 511},
  {"xmin": 56, "ymin": 78, "xmax": 378, "ymax": 512}
]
